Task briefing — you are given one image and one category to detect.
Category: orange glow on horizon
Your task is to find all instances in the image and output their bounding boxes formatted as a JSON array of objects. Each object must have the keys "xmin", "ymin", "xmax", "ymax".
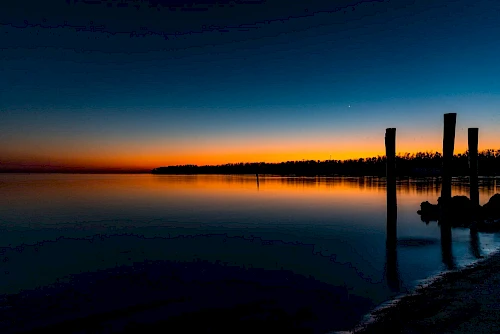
[
  {"xmin": 0, "ymin": 133, "xmax": 497, "ymax": 171},
  {"xmin": 0, "ymin": 147, "xmax": 483, "ymax": 171}
]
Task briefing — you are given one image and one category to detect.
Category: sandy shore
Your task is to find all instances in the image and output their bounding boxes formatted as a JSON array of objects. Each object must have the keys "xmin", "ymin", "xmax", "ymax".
[{"xmin": 346, "ymin": 249, "xmax": 500, "ymax": 333}]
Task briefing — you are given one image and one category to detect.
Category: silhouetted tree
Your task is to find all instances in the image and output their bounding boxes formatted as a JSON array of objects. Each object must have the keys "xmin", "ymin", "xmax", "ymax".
[{"xmin": 151, "ymin": 150, "xmax": 500, "ymax": 177}]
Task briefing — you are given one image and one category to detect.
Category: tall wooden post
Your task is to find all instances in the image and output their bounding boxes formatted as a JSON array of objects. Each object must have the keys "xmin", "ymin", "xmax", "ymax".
[
  {"xmin": 441, "ymin": 113, "xmax": 457, "ymax": 202},
  {"xmin": 385, "ymin": 128, "xmax": 397, "ymax": 239},
  {"xmin": 440, "ymin": 113, "xmax": 456, "ymax": 270},
  {"xmin": 385, "ymin": 128, "xmax": 399, "ymax": 290},
  {"xmin": 468, "ymin": 128, "xmax": 481, "ymax": 258},
  {"xmin": 385, "ymin": 128, "xmax": 397, "ymax": 226},
  {"xmin": 468, "ymin": 128, "xmax": 479, "ymax": 209}
]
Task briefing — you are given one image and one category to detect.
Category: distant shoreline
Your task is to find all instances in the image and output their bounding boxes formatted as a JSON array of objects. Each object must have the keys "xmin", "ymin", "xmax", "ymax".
[
  {"xmin": 151, "ymin": 172, "xmax": 500, "ymax": 178},
  {"xmin": 0, "ymin": 171, "xmax": 151, "ymax": 174},
  {"xmin": 152, "ymin": 150, "xmax": 500, "ymax": 177}
]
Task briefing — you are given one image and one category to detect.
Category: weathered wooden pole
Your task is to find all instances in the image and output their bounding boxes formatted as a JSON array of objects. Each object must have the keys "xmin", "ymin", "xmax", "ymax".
[
  {"xmin": 468, "ymin": 128, "xmax": 481, "ymax": 256},
  {"xmin": 385, "ymin": 128, "xmax": 397, "ymax": 237},
  {"xmin": 385, "ymin": 128, "xmax": 399, "ymax": 290},
  {"xmin": 441, "ymin": 113, "xmax": 457, "ymax": 202},
  {"xmin": 385, "ymin": 128, "xmax": 397, "ymax": 226},
  {"xmin": 440, "ymin": 113, "xmax": 456, "ymax": 270},
  {"xmin": 468, "ymin": 128, "xmax": 479, "ymax": 209},
  {"xmin": 385, "ymin": 129, "xmax": 396, "ymax": 177}
]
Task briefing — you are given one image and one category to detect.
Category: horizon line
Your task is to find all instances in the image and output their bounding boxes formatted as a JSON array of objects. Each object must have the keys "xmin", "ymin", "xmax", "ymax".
[{"xmin": 2, "ymin": 148, "xmax": 499, "ymax": 173}]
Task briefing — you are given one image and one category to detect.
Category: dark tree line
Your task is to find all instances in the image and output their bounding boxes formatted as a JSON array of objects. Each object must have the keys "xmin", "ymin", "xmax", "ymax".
[{"xmin": 152, "ymin": 150, "xmax": 500, "ymax": 176}]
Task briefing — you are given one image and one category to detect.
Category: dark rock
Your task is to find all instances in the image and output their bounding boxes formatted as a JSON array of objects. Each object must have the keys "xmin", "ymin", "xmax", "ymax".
[
  {"xmin": 417, "ymin": 201, "xmax": 439, "ymax": 223},
  {"xmin": 483, "ymin": 193, "xmax": 500, "ymax": 218},
  {"xmin": 418, "ymin": 193, "xmax": 500, "ymax": 229},
  {"xmin": 418, "ymin": 196, "xmax": 475, "ymax": 226}
]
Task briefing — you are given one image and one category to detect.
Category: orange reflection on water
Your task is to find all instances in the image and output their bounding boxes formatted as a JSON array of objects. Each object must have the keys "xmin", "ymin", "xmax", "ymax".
[
  {"xmin": 1, "ymin": 175, "xmax": 498, "ymax": 226},
  {"xmin": 2, "ymin": 174, "xmax": 498, "ymax": 202}
]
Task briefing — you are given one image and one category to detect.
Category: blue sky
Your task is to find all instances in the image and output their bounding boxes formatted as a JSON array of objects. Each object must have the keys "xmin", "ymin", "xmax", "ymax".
[{"xmin": 0, "ymin": 0, "xmax": 499, "ymax": 170}]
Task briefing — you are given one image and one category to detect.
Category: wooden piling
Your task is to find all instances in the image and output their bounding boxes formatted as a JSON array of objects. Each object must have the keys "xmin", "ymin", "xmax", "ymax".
[
  {"xmin": 441, "ymin": 113, "xmax": 457, "ymax": 202},
  {"xmin": 385, "ymin": 129, "xmax": 397, "ymax": 243},
  {"xmin": 385, "ymin": 127, "xmax": 397, "ymax": 219},
  {"xmin": 385, "ymin": 128, "xmax": 399, "ymax": 290},
  {"xmin": 468, "ymin": 128, "xmax": 479, "ymax": 208},
  {"xmin": 439, "ymin": 113, "xmax": 456, "ymax": 269},
  {"xmin": 385, "ymin": 128, "xmax": 396, "ymax": 182},
  {"xmin": 469, "ymin": 128, "xmax": 481, "ymax": 257}
]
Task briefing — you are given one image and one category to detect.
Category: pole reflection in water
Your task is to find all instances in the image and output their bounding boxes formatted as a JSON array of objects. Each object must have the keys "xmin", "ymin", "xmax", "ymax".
[
  {"xmin": 440, "ymin": 220, "xmax": 454, "ymax": 270},
  {"xmin": 469, "ymin": 227, "xmax": 482, "ymax": 259},
  {"xmin": 467, "ymin": 128, "xmax": 482, "ymax": 260},
  {"xmin": 385, "ymin": 180, "xmax": 400, "ymax": 291}
]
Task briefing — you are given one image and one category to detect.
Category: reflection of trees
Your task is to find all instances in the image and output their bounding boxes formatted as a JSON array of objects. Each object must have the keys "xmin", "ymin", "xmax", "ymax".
[
  {"xmin": 152, "ymin": 150, "xmax": 500, "ymax": 176},
  {"xmin": 153, "ymin": 174, "xmax": 498, "ymax": 197}
]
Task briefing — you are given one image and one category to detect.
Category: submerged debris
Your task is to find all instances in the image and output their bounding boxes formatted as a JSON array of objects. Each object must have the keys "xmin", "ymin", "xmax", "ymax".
[{"xmin": 417, "ymin": 193, "xmax": 500, "ymax": 232}]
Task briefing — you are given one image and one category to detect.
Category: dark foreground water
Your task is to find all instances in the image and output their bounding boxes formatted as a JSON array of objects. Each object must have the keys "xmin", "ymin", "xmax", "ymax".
[{"xmin": 0, "ymin": 174, "xmax": 499, "ymax": 333}]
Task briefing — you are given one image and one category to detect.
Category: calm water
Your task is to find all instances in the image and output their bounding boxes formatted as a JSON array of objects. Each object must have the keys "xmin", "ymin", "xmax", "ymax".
[{"xmin": 0, "ymin": 174, "xmax": 499, "ymax": 331}]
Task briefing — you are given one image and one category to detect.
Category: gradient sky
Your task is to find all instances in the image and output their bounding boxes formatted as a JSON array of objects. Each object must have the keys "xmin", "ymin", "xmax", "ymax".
[{"xmin": 1, "ymin": 0, "xmax": 499, "ymax": 171}]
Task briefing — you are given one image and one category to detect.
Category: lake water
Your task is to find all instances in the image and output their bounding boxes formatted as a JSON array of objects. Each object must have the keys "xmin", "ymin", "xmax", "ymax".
[{"xmin": 0, "ymin": 174, "xmax": 499, "ymax": 332}]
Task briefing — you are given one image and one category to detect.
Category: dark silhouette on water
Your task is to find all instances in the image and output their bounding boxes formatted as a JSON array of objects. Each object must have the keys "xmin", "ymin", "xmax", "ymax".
[
  {"xmin": 418, "ymin": 196, "xmax": 475, "ymax": 225},
  {"xmin": 416, "ymin": 192, "xmax": 500, "ymax": 269},
  {"xmin": 417, "ymin": 129, "xmax": 500, "ymax": 260},
  {"xmin": 384, "ymin": 128, "xmax": 400, "ymax": 291},
  {"xmin": 417, "ymin": 194, "xmax": 500, "ymax": 231}
]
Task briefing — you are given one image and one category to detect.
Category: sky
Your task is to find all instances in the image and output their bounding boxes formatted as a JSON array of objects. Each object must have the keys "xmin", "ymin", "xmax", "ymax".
[{"xmin": 1, "ymin": 0, "xmax": 499, "ymax": 172}]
